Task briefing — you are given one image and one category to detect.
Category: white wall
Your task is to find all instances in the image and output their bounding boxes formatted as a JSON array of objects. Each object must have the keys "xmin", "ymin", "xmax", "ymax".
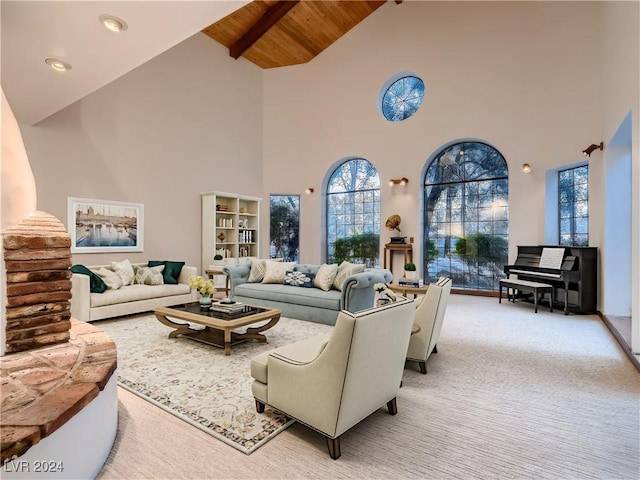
[
  {"xmin": 263, "ymin": 1, "xmax": 603, "ymax": 274},
  {"xmin": 599, "ymin": 1, "xmax": 640, "ymax": 352},
  {"xmin": 19, "ymin": 33, "xmax": 263, "ymax": 271}
]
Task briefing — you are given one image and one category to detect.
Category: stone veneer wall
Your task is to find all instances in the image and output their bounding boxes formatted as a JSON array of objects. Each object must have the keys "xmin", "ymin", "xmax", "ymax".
[{"xmin": 3, "ymin": 211, "xmax": 72, "ymax": 354}]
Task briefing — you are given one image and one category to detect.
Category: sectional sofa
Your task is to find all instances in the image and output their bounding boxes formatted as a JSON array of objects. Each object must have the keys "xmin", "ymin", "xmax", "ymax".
[{"xmin": 224, "ymin": 262, "xmax": 392, "ymax": 325}]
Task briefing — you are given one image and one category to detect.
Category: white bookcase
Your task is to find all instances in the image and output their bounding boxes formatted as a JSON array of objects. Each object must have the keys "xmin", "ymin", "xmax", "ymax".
[{"xmin": 201, "ymin": 191, "xmax": 261, "ymax": 275}]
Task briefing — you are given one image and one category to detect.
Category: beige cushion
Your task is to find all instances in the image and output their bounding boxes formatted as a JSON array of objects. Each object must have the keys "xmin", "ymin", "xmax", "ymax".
[
  {"xmin": 248, "ymin": 259, "xmax": 267, "ymax": 283},
  {"xmin": 134, "ymin": 264, "xmax": 165, "ymax": 285},
  {"xmin": 95, "ymin": 267, "xmax": 123, "ymax": 290},
  {"xmin": 314, "ymin": 263, "xmax": 338, "ymax": 291},
  {"xmin": 262, "ymin": 260, "xmax": 296, "ymax": 284},
  {"xmin": 90, "ymin": 283, "xmax": 190, "ymax": 307},
  {"xmin": 332, "ymin": 261, "xmax": 365, "ymax": 291},
  {"xmin": 111, "ymin": 259, "xmax": 135, "ymax": 286}
]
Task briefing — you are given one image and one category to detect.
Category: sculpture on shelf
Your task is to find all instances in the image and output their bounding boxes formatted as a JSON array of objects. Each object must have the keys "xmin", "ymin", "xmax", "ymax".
[{"xmin": 385, "ymin": 214, "xmax": 406, "ymax": 244}]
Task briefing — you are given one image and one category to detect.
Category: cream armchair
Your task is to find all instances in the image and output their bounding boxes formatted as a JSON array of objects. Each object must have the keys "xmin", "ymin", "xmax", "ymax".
[
  {"xmin": 406, "ymin": 277, "xmax": 452, "ymax": 374},
  {"xmin": 250, "ymin": 298, "xmax": 415, "ymax": 459}
]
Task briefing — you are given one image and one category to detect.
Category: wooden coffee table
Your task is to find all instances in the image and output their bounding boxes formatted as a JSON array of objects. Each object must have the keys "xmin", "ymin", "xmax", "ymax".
[{"xmin": 154, "ymin": 302, "xmax": 281, "ymax": 355}]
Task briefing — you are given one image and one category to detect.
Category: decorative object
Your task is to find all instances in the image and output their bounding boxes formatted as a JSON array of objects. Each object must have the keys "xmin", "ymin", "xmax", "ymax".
[
  {"xmin": 374, "ymin": 282, "xmax": 397, "ymax": 305},
  {"xmin": 522, "ymin": 163, "xmax": 532, "ymax": 174},
  {"xmin": 305, "ymin": 187, "xmax": 314, "ymax": 195},
  {"xmin": 217, "ymin": 232, "xmax": 226, "ymax": 242},
  {"xmin": 68, "ymin": 197, "xmax": 143, "ymax": 253},
  {"xmin": 189, "ymin": 275, "xmax": 216, "ymax": 305},
  {"xmin": 388, "ymin": 177, "xmax": 409, "ymax": 187},
  {"xmin": 98, "ymin": 313, "xmax": 332, "ymax": 454},
  {"xmin": 199, "ymin": 294, "xmax": 212, "ymax": 307},
  {"xmin": 582, "ymin": 142, "xmax": 603, "ymax": 157},
  {"xmin": 385, "ymin": 214, "xmax": 407, "ymax": 243}
]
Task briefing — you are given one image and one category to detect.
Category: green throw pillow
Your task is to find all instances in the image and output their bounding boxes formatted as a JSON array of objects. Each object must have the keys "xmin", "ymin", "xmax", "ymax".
[
  {"xmin": 70, "ymin": 264, "xmax": 107, "ymax": 293},
  {"xmin": 148, "ymin": 260, "xmax": 185, "ymax": 284}
]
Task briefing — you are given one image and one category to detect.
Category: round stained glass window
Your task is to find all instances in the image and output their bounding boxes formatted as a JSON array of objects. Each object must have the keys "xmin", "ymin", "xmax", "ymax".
[{"xmin": 380, "ymin": 75, "xmax": 425, "ymax": 122}]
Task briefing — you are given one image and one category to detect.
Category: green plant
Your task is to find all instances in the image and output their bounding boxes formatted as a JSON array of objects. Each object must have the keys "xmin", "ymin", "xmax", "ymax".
[
  {"xmin": 213, "ymin": 254, "xmax": 223, "ymax": 260},
  {"xmin": 332, "ymin": 232, "xmax": 380, "ymax": 267},
  {"xmin": 404, "ymin": 262, "xmax": 416, "ymax": 271},
  {"xmin": 454, "ymin": 233, "xmax": 508, "ymax": 266},
  {"xmin": 425, "ymin": 239, "xmax": 439, "ymax": 263}
]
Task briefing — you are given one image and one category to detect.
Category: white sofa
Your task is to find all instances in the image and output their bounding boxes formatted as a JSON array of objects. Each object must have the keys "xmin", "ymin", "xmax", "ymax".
[{"xmin": 70, "ymin": 263, "xmax": 198, "ymax": 322}]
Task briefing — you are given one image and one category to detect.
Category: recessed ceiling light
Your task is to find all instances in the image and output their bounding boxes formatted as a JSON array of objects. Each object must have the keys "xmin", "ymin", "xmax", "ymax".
[
  {"xmin": 45, "ymin": 58, "xmax": 72, "ymax": 72},
  {"xmin": 99, "ymin": 14, "xmax": 128, "ymax": 32}
]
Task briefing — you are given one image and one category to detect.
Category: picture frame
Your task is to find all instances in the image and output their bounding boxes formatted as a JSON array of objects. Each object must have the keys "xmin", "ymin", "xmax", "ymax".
[{"xmin": 68, "ymin": 197, "xmax": 144, "ymax": 253}]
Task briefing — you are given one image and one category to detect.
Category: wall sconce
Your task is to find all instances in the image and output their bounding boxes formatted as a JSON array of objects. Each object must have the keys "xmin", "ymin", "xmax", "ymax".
[
  {"xmin": 305, "ymin": 187, "xmax": 314, "ymax": 195},
  {"xmin": 388, "ymin": 177, "xmax": 409, "ymax": 187},
  {"xmin": 582, "ymin": 142, "xmax": 603, "ymax": 157},
  {"xmin": 521, "ymin": 163, "xmax": 531, "ymax": 174}
]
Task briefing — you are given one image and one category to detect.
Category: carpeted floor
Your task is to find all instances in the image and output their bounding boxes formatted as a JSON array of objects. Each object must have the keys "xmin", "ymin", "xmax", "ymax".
[
  {"xmin": 97, "ymin": 294, "xmax": 640, "ymax": 479},
  {"xmin": 97, "ymin": 312, "xmax": 333, "ymax": 454}
]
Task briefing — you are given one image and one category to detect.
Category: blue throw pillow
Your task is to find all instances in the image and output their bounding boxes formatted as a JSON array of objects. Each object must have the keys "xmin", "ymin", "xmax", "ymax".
[{"xmin": 283, "ymin": 270, "xmax": 315, "ymax": 288}]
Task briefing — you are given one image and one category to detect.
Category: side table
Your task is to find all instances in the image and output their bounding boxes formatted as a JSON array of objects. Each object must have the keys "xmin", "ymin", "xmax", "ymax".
[
  {"xmin": 205, "ymin": 266, "xmax": 230, "ymax": 296},
  {"xmin": 388, "ymin": 283, "xmax": 429, "ymax": 298},
  {"xmin": 383, "ymin": 243, "xmax": 413, "ymax": 275}
]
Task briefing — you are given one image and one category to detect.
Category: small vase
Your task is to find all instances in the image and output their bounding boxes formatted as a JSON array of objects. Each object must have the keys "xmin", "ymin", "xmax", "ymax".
[{"xmin": 199, "ymin": 294, "xmax": 212, "ymax": 307}]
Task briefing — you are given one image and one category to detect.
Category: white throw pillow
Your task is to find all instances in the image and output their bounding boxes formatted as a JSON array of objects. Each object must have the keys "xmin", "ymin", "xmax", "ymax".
[
  {"xmin": 95, "ymin": 267, "xmax": 123, "ymax": 290},
  {"xmin": 333, "ymin": 261, "xmax": 366, "ymax": 291},
  {"xmin": 314, "ymin": 263, "xmax": 339, "ymax": 291},
  {"xmin": 133, "ymin": 265, "xmax": 165, "ymax": 286},
  {"xmin": 111, "ymin": 259, "xmax": 135, "ymax": 286},
  {"xmin": 261, "ymin": 260, "xmax": 296, "ymax": 284}
]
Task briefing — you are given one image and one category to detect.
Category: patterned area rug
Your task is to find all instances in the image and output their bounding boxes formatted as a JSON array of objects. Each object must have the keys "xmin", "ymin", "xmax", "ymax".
[{"xmin": 97, "ymin": 312, "xmax": 332, "ymax": 454}]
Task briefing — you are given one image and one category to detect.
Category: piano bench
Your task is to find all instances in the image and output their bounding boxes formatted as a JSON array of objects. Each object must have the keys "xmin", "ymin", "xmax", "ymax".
[{"xmin": 499, "ymin": 279, "xmax": 553, "ymax": 313}]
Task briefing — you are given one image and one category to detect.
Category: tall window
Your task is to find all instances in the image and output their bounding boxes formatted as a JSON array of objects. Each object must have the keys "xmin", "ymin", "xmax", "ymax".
[
  {"xmin": 270, "ymin": 195, "xmax": 300, "ymax": 262},
  {"xmin": 559, "ymin": 165, "xmax": 589, "ymax": 246},
  {"xmin": 424, "ymin": 142, "xmax": 509, "ymax": 291},
  {"xmin": 326, "ymin": 158, "xmax": 380, "ymax": 266}
]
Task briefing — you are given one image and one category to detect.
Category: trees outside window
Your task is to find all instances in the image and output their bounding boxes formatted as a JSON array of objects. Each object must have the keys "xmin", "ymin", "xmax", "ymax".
[
  {"xmin": 423, "ymin": 142, "xmax": 509, "ymax": 291},
  {"xmin": 270, "ymin": 195, "xmax": 300, "ymax": 262},
  {"xmin": 559, "ymin": 165, "xmax": 589, "ymax": 246},
  {"xmin": 326, "ymin": 158, "xmax": 380, "ymax": 267}
]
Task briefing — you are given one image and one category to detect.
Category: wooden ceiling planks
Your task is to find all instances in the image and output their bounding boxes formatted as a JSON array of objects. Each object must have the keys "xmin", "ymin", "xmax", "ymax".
[{"xmin": 202, "ymin": 0, "xmax": 388, "ymax": 69}]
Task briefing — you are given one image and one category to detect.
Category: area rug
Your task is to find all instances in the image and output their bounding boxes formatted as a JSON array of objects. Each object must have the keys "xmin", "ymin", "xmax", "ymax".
[{"xmin": 97, "ymin": 313, "xmax": 332, "ymax": 454}]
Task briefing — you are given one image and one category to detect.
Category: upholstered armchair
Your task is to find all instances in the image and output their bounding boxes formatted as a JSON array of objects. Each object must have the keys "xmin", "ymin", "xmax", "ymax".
[
  {"xmin": 250, "ymin": 298, "xmax": 415, "ymax": 459},
  {"xmin": 406, "ymin": 277, "xmax": 452, "ymax": 374}
]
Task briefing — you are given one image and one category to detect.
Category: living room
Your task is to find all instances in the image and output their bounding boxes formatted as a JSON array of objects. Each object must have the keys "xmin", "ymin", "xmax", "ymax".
[{"xmin": 1, "ymin": 0, "xmax": 639, "ymax": 478}]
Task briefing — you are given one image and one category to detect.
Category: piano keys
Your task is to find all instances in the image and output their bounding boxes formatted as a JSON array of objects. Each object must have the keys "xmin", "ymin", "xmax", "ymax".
[{"xmin": 503, "ymin": 245, "xmax": 597, "ymax": 314}]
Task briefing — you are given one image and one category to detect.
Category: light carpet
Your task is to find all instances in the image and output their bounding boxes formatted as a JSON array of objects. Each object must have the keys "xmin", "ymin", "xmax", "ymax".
[
  {"xmin": 98, "ymin": 295, "xmax": 640, "ymax": 479},
  {"xmin": 97, "ymin": 313, "xmax": 333, "ymax": 454}
]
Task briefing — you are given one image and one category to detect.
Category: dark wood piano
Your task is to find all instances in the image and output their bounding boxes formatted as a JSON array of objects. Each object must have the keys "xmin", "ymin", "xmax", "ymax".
[{"xmin": 503, "ymin": 245, "xmax": 598, "ymax": 314}]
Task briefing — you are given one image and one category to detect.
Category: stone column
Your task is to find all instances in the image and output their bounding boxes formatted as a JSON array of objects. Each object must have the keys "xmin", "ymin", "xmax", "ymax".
[{"xmin": 3, "ymin": 211, "xmax": 72, "ymax": 353}]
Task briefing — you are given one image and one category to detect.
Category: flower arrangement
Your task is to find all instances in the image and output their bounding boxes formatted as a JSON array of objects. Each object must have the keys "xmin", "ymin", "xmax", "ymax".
[
  {"xmin": 374, "ymin": 282, "xmax": 397, "ymax": 303},
  {"xmin": 189, "ymin": 275, "xmax": 216, "ymax": 296}
]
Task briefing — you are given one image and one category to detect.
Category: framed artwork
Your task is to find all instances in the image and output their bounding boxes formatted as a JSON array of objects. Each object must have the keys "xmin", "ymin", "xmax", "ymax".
[{"xmin": 68, "ymin": 197, "xmax": 144, "ymax": 253}]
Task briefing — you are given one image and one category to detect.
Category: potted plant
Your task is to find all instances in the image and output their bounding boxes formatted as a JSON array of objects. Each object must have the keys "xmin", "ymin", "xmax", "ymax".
[
  {"xmin": 212, "ymin": 254, "xmax": 224, "ymax": 266},
  {"xmin": 404, "ymin": 262, "xmax": 417, "ymax": 280},
  {"xmin": 189, "ymin": 275, "xmax": 216, "ymax": 307}
]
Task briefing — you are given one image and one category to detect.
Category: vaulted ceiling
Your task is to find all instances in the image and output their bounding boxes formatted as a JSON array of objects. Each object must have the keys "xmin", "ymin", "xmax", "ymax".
[
  {"xmin": 202, "ymin": 0, "xmax": 393, "ymax": 69},
  {"xmin": 2, "ymin": 1, "xmax": 397, "ymax": 125}
]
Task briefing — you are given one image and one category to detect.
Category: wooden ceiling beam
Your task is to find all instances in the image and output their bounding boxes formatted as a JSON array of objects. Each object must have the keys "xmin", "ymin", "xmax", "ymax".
[{"xmin": 230, "ymin": 0, "xmax": 300, "ymax": 59}]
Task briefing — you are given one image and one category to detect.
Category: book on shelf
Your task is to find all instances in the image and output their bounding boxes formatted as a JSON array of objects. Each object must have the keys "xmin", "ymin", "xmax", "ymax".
[{"xmin": 398, "ymin": 278, "xmax": 424, "ymax": 287}]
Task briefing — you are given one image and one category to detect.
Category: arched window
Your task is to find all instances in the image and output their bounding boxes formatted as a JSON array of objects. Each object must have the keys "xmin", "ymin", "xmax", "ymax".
[
  {"xmin": 326, "ymin": 158, "xmax": 380, "ymax": 266},
  {"xmin": 423, "ymin": 141, "xmax": 508, "ymax": 291}
]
